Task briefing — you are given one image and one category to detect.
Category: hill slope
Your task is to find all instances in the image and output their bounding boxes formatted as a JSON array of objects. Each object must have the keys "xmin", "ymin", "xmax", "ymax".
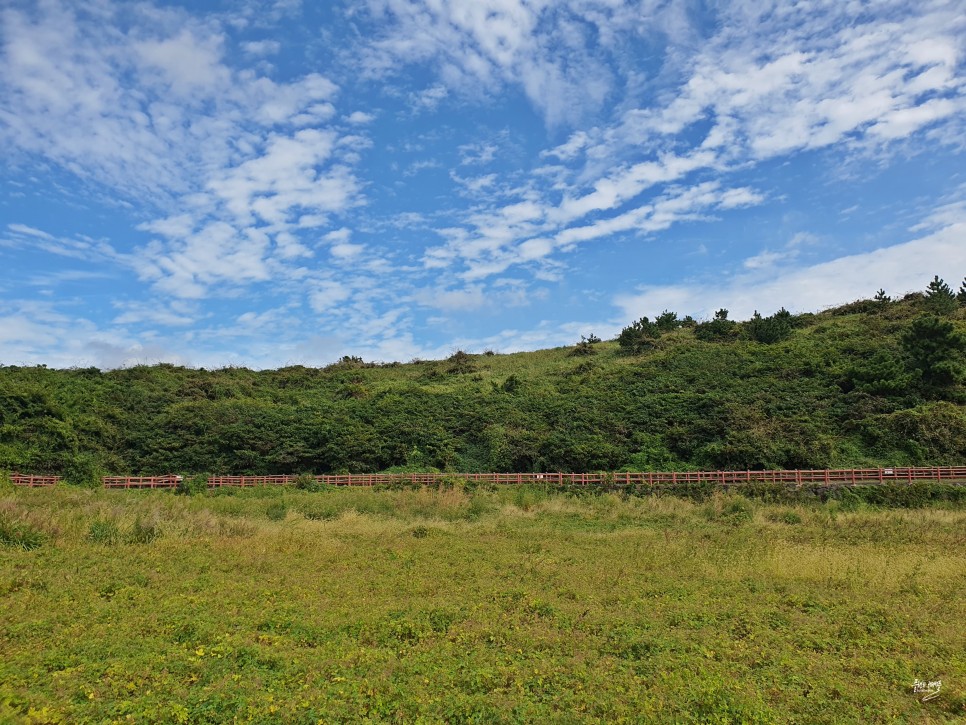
[{"xmin": 1, "ymin": 295, "xmax": 964, "ymax": 479}]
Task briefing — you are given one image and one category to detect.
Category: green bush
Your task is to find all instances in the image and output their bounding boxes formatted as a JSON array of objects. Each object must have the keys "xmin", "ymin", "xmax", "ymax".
[
  {"xmin": 0, "ymin": 290, "xmax": 962, "ymax": 479},
  {"xmin": 694, "ymin": 309, "xmax": 739, "ymax": 342},
  {"xmin": 719, "ymin": 497, "xmax": 755, "ymax": 525},
  {"xmin": 126, "ymin": 517, "xmax": 160, "ymax": 544},
  {"xmin": 617, "ymin": 316, "xmax": 660, "ymax": 354},
  {"xmin": 765, "ymin": 509, "xmax": 803, "ymax": 525},
  {"xmin": 568, "ymin": 336, "xmax": 599, "ymax": 357},
  {"xmin": 88, "ymin": 519, "xmax": 120, "ymax": 544},
  {"xmin": 923, "ymin": 275, "xmax": 957, "ymax": 315},
  {"xmin": 266, "ymin": 501, "xmax": 289, "ymax": 521},
  {"xmin": 901, "ymin": 314, "xmax": 966, "ymax": 393},
  {"xmin": 744, "ymin": 309, "xmax": 793, "ymax": 344},
  {"xmin": 62, "ymin": 453, "xmax": 104, "ymax": 488},
  {"xmin": 0, "ymin": 515, "xmax": 45, "ymax": 550},
  {"xmin": 175, "ymin": 474, "xmax": 208, "ymax": 496},
  {"xmin": 293, "ymin": 473, "xmax": 323, "ymax": 492}
]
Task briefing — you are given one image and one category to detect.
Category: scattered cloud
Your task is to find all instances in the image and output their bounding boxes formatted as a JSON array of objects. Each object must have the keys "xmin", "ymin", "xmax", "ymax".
[
  {"xmin": 616, "ymin": 220, "xmax": 966, "ymax": 322},
  {"xmin": 346, "ymin": 110, "xmax": 375, "ymax": 124},
  {"xmin": 0, "ymin": 0, "xmax": 963, "ymax": 368},
  {"xmin": 241, "ymin": 39, "xmax": 281, "ymax": 56}
]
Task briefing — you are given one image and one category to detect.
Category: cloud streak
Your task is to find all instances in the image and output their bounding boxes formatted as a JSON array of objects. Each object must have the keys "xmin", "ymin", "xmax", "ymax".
[{"xmin": 0, "ymin": 0, "xmax": 963, "ymax": 368}]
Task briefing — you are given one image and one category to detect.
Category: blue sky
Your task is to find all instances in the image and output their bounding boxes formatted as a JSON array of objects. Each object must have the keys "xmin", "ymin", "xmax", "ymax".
[{"xmin": 1, "ymin": 0, "xmax": 964, "ymax": 369}]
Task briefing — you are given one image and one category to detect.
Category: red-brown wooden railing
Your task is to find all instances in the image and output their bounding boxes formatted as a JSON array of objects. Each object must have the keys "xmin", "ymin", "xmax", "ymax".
[
  {"xmin": 9, "ymin": 473, "xmax": 62, "ymax": 487},
  {"xmin": 102, "ymin": 475, "xmax": 183, "ymax": 489},
  {"xmin": 7, "ymin": 467, "xmax": 966, "ymax": 489}
]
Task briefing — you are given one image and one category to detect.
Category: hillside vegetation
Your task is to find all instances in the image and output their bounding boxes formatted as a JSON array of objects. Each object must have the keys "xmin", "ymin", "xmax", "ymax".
[{"xmin": 1, "ymin": 284, "xmax": 965, "ymax": 479}]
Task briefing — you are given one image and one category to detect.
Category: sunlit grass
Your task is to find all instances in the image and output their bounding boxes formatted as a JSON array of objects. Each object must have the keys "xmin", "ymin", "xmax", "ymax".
[{"xmin": 1, "ymin": 486, "xmax": 964, "ymax": 723}]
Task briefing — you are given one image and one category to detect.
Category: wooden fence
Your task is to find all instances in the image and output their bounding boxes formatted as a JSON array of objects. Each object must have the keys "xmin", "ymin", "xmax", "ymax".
[
  {"xmin": 8, "ymin": 467, "xmax": 966, "ymax": 489},
  {"xmin": 8, "ymin": 474, "xmax": 62, "ymax": 487},
  {"xmin": 102, "ymin": 475, "xmax": 183, "ymax": 489}
]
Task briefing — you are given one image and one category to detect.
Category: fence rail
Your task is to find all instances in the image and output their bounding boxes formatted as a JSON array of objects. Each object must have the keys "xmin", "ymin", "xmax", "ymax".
[
  {"xmin": 102, "ymin": 475, "xmax": 183, "ymax": 489},
  {"xmin": 9, "ymin": 474, "xmax": 62, "ymax": 487},
  {"xmin": 7, "ymin": 467, "xmax": 966, "ymax": 490},
  {"xmin": 203, "ymin": 467, "xmax": 966, "ymax": 487}
]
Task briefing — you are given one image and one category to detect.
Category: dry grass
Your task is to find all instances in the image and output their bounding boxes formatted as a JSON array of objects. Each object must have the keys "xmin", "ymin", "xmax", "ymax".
[{"xmin": 1, "ymin": 486, "xmax": 964, "ymax": 723}]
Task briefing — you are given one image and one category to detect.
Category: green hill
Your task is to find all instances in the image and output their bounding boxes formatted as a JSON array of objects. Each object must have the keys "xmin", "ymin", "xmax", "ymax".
[{"xmin": 1, "ymin": 291, "xmax": 964, "ymax": 480}]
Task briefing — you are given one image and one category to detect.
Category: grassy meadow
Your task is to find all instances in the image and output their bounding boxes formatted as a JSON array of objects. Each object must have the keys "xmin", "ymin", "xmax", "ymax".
[{"xmin": 1, "ymin": 484, "xmax": 965, "ymax": 723}]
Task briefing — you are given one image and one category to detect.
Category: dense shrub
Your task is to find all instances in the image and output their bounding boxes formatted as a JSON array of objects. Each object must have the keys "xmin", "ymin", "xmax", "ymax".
[
  {"xmin": 744, "ymin": 309, "xmax": 793, "ymax": 344},
  {"xmin": 924, "ymin": 275, "xmax": 957, "ymax": 315},
  {"xmin": 0, "ymin": 288, "xmax": 961, "ymax": 477},
  {"xmin": 694, "ymin": 309, "xmax": 739, "ymax": 342},
  {"xmin": 617, "ymin": 317, "xmax": 660, "ymax": 354},
  {"xmin": 901, "ymin": 314, "xmax": 966, "ymax": 393},
  {"xmin": 88, "ymin": 519, "xmax": 120, "ymax": 544},
  {"xmin": 0, "ymin": 515, "xmax": 45, "ymax": 550}
]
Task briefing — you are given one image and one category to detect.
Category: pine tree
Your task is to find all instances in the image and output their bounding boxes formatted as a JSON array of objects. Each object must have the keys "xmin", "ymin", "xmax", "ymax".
[
  {"xmin": 694, "ymin": 309, "xmax": 738, "ymax": 342},
  {"xmin": 746, "ymin": 309, "xmax": 793, "ymax": 344},
  {"xmin": 873, "ymin": 288, "xmax": 890, "ymax": 304},
  {"xmin": 901, "ymin": 315, "xmax": 966, "ymax": 392},
  {"xmin": 569, "ymin": 335, "xmax": 599, "ymax": 356},
  {"xmin": 655, "ymin": 310, "xmax": 681, "ymax": 332},
  {"xmin": 958, "ymin": 277, "xmax": 966, "ymax": 306},
  {"xmin": 924, "ymin": 275, "xmax": 957, "ymax": 314},
  {"xmin": 617, "ymin": 317, "xmax": 660, "ymax": 354}
]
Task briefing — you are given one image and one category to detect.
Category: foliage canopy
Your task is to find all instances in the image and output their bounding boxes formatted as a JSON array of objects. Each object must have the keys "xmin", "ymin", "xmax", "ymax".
[{"xmin": 1, "ymin": 287, "xmax": 964, "ymax": 476}]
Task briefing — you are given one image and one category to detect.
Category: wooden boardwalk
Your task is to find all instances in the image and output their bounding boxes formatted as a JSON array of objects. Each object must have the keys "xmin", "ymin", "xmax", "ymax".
[{"xmin": 8, "ymin": 467, "xmax": 966, "ymax": 489}]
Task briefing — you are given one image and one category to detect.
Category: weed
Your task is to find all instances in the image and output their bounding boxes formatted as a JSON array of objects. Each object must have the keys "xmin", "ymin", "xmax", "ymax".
[
  {"xmin": 265, "ymin": 502, "xmax": 288, "ymax": 521},
  {"xmin": 126, "ymin": 517, "xmax": 160, "ymax": 544},
  {"xmin": 87, "ymin": 519, "xmax": 120, "ymax": 544},
  {"xmin": 0, "ymin": 515, "xmax": 45, "ymax": 550},
  {"xmin": 765, "ymin": 509, "xmax": 803, "ymax": 525},
  {"xmin": 704, "ymin": 494, "xmax": 755, "ymax": 525}
]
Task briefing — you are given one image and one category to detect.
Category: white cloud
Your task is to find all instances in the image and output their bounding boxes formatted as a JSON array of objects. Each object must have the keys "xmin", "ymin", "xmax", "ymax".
[
  {"xmin": 7, "ymin": 223, "xmax": 54, "ymax": 239},
  {"xmin": 414, "ymin": 285, "xmax": 488, "ymax": 312},
  {"xmin": 135, "ymin": 29, "xmax": 230, "ymax": 96},
  {"xmin": 543, "ymin": 130, "xmax": 589, "ymax": 160},
  {"xmin": 361, "ymin": 1, "xmax": 647, "ymax": 126},
  {"xmin": 397, "ymin": 0, "xmax": 963, "ymax": 287},
  {"xmin": 205, "ymin": 129, "xmax": 349, "ymax": 224},
  {"xmin": 615, "ymin": 221, "xmax": 966, "ymax": 321},
  {"xmin": 553, "ymin": 150, "xmax": 719, "ymax": 224},
  {"xmin": 459, "ymin": 142, "xmax": 498, "ymax": 165},
  {"xmin": 346, "ymin": 110, "xmax": 376, "ymax": 124},
  {"xmin": 112, "ymin": 301, "xmax": 198, "ymax": 327},
  {"xmin": 330, "ymin": 243, "xmax": 365, "ymax": 260},
  {"xmin": 1, "ymin": 0, "xmax": 363, "ymax": 303},
  {"xmin": 408, "ymin": 83, "xmax": 449, "ymax": 113},
  {"xmin": 324, "ymin": 227, "xmax": 352, "ymax": 243},
  {"xmin": 241, "ymin": 40, "xmax": 281, "ymax": 56},
  {"xmin": 308, "ymin": 280, "xmax": 350, "ymax": 313},
  {"xmin": 573, "ymin": 0, "xmax": 966, "ymax": 168},
  {"xmin": 743, "ymin": 249, "xmax": 793, "ymax": 271}
]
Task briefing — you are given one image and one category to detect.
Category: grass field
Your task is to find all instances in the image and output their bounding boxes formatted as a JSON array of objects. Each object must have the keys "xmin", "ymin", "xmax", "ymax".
[{"xmin": 1, "ymin": 484, "xmax": 964, "ymax": 723}]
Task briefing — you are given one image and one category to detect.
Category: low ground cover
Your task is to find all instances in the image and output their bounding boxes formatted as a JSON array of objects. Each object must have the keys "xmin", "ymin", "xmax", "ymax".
[{"xmin": 1, "ymin": 485, "xmax": 964, "ymax": 723}]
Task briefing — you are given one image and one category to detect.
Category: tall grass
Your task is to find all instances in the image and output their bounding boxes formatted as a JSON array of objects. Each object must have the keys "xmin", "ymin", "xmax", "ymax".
[{"xmin": 0, "ymin": 486, "xmax": 964, "ymax": 722}]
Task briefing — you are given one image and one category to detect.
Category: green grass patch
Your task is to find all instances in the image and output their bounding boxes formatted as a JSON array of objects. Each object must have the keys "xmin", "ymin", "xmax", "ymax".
[{"xmin": 0, "ymin": 486, "xmax": 963, "ymax": 723}]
